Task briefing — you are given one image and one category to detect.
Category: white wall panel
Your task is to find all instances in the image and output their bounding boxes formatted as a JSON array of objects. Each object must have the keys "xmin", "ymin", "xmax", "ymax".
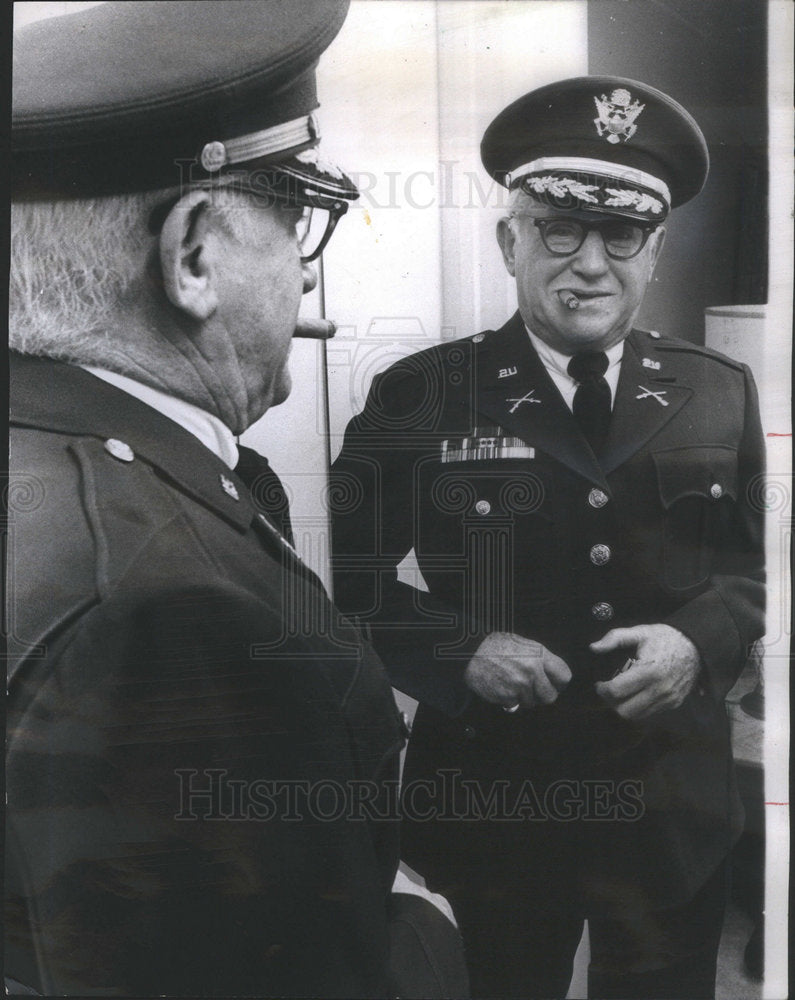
[{"xmin": 246, "ymin": 2, "xmax": 588, "ymax": 590}]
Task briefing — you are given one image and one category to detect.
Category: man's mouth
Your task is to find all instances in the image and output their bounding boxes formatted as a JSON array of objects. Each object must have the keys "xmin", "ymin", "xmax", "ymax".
[{"xmin": 557, "ymin": 289, "xmax": 612, "ymax": 309}]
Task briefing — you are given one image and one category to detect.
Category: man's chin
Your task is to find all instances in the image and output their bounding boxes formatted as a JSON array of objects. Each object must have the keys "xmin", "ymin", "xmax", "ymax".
[
  {"xmin": 557, "ymin": 314, "xmax": 630, "ymax": 352},
  {"xmin": 271, "ymin": 370, "xmax": 292, "ymax": 408}
]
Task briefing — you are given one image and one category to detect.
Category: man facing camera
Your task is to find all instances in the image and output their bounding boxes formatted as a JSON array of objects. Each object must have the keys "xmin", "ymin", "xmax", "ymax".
[
  {"xmin": 6, "ymin": 3, "xmax": 467, "ymax": 997},
  {"xmin": 331, "ymin": 77, "xmax": 765, "ymax": 998}
]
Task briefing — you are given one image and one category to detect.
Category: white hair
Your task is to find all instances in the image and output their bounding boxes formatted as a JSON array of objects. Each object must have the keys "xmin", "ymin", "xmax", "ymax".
[
  {"xmin": 9, "ymin": 184, "xmax": 268, "ymax": 366},
  {"xmin": 506, "ymin": 186, "xmax": 541, "ymax": 215}
]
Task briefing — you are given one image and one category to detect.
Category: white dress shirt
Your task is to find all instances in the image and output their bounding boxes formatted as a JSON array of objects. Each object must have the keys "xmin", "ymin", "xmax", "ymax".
[{"xmin": 525, "ymin": 327, "xmax": 624, "ymax": 411}]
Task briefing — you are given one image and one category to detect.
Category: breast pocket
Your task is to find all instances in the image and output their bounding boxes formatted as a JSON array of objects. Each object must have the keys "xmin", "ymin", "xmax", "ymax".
[{"xmin": 652, "ymin": 445, "xmax": 738, "ymax": 592}]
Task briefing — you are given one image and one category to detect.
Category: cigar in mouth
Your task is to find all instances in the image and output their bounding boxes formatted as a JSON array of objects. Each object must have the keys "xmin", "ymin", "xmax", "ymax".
[
  {"xmin": 293, "ymin": 317, "xmax": 338, "ymax": 340},
  {"xmin": 558, "ymin": 290, "xmax": 580, "ymax": 311}
]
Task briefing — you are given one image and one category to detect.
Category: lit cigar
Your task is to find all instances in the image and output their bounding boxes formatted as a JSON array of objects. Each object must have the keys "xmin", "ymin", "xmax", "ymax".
[
  {"xmin": 293, "ymin": 317, "xmax": 337, "ymax": 340},
  {"xmin": 559, "ymin": 290, "xmax": 580, "ymax": 310}
]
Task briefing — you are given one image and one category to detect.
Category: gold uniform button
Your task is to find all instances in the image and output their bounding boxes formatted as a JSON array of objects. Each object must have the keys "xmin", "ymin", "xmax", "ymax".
[
  {"xmin": 590, "ymin": 544, "xmax": 612, "ymax": 566},
  {"xmin": 471, "ymin": 333, "xmax": 485, "ymax": 344},
  {"xmin": 591, "ymin": 602, "xmax": 614, "ymax": 622},
  {"xmin": 475, "ymin": 499, "xmax": 491, "ymax": 515},
  {"xmin": 649, "ymin": 330, "xmax": 661, "ymax": 339},
  {"xmin": 710, "ymin": 483, "xmax": 723, "ymax": 499},
  {"xmin": 104, "ymin": 438, "xmax": 134, "ymax": 462},
  {"xmin": 200, "ymin": 140, "xmax": 228, "ymax": 172},
  {"xmin": 588, "ymin": 488, "xmax": 609, "ymax": 509}
]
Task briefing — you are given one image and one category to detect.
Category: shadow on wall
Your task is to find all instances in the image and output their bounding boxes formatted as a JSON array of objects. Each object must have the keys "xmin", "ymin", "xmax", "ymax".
[{"xmin": 588, "ymin": 0, "xmax": 767, "ymax": 344}]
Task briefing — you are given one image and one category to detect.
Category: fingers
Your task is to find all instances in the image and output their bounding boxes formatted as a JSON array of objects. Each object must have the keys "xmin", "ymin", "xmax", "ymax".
[
  {"xmin": 464, "ymin": 633, "xmax": 572, "ymax": 709},
  {"xmin": 527, "ymin": 669, "xmax": 558, "ymax": 705},
  {"xmin": 595, "ymin": 650, "xmax": 699, "ymax": 720},
  {"xmin": 595, "ymin": 684, "xmax": 658, "ymax": 720},
  {"xmin": 595, "ymin": 661, "xmax": 653, "ymax": 701},
  {"xmin": 589, "ymin": 626, "xmax": 643, "ymax": 654}
]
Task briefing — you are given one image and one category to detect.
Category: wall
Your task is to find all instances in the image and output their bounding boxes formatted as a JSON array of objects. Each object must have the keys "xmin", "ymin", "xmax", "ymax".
[
  {"xmin": 244, "ymin": 1, "xmax": 589, "ymax": 589},
  {"xmin": 588, "ymin": 0, "xmax": 768, "ymax": 343}
]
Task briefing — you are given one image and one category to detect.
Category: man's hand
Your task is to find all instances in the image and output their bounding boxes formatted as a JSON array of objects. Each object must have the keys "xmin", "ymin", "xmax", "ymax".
[
  {"xmin": 592, "ymin": 624, "xmax": 702, "ymax": 720},
  {"xmin": 464, "ymin": 632, "xmax": 571, "ymax": 709}
]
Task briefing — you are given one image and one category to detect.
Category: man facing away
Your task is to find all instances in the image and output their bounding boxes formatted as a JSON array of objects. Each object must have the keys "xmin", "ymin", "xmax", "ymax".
[
  {"xmin": 6, "ymin": 3, "xmax": 467, "ymax": 996},
  {"xmin": 331, "ymin": 76, "xmax": 765, "ymax": 998}
]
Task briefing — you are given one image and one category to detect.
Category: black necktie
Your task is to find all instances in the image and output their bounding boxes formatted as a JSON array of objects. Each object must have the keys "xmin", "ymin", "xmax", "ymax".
[
  {"xmin": 234, "ymin": 445, "xmax": 294, "ymax": 546},
  {"xmin": 567, "ymin": 351, "xmax": 611, "ymax": 456}
]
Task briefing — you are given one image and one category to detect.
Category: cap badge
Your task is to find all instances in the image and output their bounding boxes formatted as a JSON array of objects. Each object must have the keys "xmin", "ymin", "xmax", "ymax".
[
  {"xmin": 200, "ymin": 141, "xmax": 228, "ymax": 173},
  {"xmin": 593, "ymin": 89, "xmax": 645, "ymax": 143},
  {"xmin": 507, "ymin": 389, "xmax": 541, "ymax": 414}
]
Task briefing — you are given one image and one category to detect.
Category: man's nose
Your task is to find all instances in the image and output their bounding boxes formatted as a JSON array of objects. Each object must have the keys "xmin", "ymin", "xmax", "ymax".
[
  {"xmin": 571, "ymin": 230, "xmax": 610, "ymax": 274},
  {"xmin": 302, "ymin": 263, "xmax": 318, "ymax": 294}
]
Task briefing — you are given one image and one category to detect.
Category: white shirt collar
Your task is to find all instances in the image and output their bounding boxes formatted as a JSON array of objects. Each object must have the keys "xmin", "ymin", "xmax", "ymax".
[
  {"xmin": 80, "ymin": 366, "xmax": 239, "ymax": 469},
  {"xmin": 524, "ymin": 326, "xmax": 624, "ymax": 409}
]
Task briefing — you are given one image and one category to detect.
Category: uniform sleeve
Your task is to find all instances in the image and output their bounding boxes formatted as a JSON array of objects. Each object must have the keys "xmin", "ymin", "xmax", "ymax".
[
  {"xmin": 663, "ymin": 364, "xmax": 766, "ymax": 699},
  {"xmin": 331, "ymin": 369, "xmax": 479, "ymax": 717},
  {"xmin": 5, "ymin": 583, "xmax": 395, "ymax": 998}
]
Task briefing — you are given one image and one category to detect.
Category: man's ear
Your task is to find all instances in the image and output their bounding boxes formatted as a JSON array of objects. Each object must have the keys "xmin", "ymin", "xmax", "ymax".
[
  {"xmin": 647, "ymin": 225, "xmax": 666, "ymax": 280},
  {"xmin": 159, "ymin": 190, "xmax": 219, "ymax": 321},
  {"xmin": 496, "ymin": 217, "xmax": 517, "ymax": 277}
]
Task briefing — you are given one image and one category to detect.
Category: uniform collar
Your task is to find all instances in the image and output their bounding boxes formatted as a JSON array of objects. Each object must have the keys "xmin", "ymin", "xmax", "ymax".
[
  {"xmin": 472, "ymin": 314, "xmax": 693, "ymax": 486},
  {"xmin": 10, "ymin": 353, "xmax": 255, "ymax": 534},
  {"xmin": 81, "ymin": 366, "xmax": 239, "ymax": 469},
  {"xmin": 525, "ymin": 325, "xmax": 624, "ymax": 406},
  {"xmin": 525, "ymin": 326, "xmax": 624, "ymax": 381}
]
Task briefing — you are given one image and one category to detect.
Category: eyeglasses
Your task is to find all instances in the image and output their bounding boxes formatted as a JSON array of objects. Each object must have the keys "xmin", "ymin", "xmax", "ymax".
[
  {"xmin": 510, "ymin": 215, "xmax": 658, "ymax": 260},
  {"xmin": 293, "ymin": 203, "xmax": 347, "ymax": 263},
  {"xmin": 148, "ymin": 184, "xmax": 348, "ymax": 264}
]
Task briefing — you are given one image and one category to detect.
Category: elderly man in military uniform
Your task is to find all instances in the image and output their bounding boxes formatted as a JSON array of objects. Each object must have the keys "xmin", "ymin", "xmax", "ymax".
[
  {"xmin": 331, "ymin": 76, "xmax": 765, "ymax": 998},
  {"xmin": 6, "ymin": 4, "xmax": 468, "ymax": 997}
]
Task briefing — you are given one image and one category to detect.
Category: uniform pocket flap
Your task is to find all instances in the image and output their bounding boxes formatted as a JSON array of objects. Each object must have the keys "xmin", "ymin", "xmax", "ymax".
[{"xmin": 652, "ymin": 445, "xmax": 738, "ymax": 509}]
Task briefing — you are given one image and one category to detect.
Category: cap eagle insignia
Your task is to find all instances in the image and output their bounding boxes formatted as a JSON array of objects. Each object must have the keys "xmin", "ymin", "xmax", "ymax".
[{"xmin": 593, "ymin": 89, "xmax": 645, "ymax": 143}]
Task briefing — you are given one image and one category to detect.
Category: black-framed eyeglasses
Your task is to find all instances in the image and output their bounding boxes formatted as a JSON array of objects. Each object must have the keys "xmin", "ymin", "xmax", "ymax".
[
  {"xmin": 293, "ymin": 202, "xmax": 347, "ymax": 263},
  {"xmin": 148, "ymin": 183, "xmax": 348, "ymax": 264},
  {"xmin": 511, "ymin": 214, "xmax": 659, "ymax": 260}
]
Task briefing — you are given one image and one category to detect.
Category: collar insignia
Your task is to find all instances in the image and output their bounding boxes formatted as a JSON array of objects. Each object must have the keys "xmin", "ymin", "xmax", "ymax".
[
  {"xmin": 220, "ymin": 474, "xmax": 240, "ymax": 501},
  {"xmin": 594, "ymin": 89, "xmax": 645, "ymax": 143},
  {"xmin": 642, "ymin": 357, "xmax": 661, "ymax": 370},
  {"xmin": 636, "ymin": 385, "xmax": 669, "ymax": 407},
  {"xmin": 507, "ymin": 389, "xmax": 541, "ymax": 413}
]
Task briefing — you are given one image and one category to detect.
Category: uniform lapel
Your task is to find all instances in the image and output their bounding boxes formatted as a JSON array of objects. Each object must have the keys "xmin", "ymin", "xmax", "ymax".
[
  {"xmin": 601, "ymin": 333, "xmax": 693, "ymax": 474},
  {"xmin": 474, "ymin": 314, "xmax": 610, "ymax": 489},
  {"xmin": 10, "ymin": 353, "xmax": 257, "ymax": 532}
]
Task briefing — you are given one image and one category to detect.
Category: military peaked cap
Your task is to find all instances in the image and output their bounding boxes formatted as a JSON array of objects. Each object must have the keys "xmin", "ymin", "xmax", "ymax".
[
  {"xmin": 12, "ymin": 0, "xmax": 358, "ymax": 206},
  {"xmin": 481, "ymin": 76, "xmax": 709, "ymax": 221}
]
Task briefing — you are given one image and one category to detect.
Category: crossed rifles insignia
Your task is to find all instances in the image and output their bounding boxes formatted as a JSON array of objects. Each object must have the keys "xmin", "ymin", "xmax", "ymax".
[
  {"xmin": 636, "ymin": 385, "xmax": 669, "ymax": 407},
  {"xmin": 506, "ymin": 389, "xmax": 541, "ymax": 414}
]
